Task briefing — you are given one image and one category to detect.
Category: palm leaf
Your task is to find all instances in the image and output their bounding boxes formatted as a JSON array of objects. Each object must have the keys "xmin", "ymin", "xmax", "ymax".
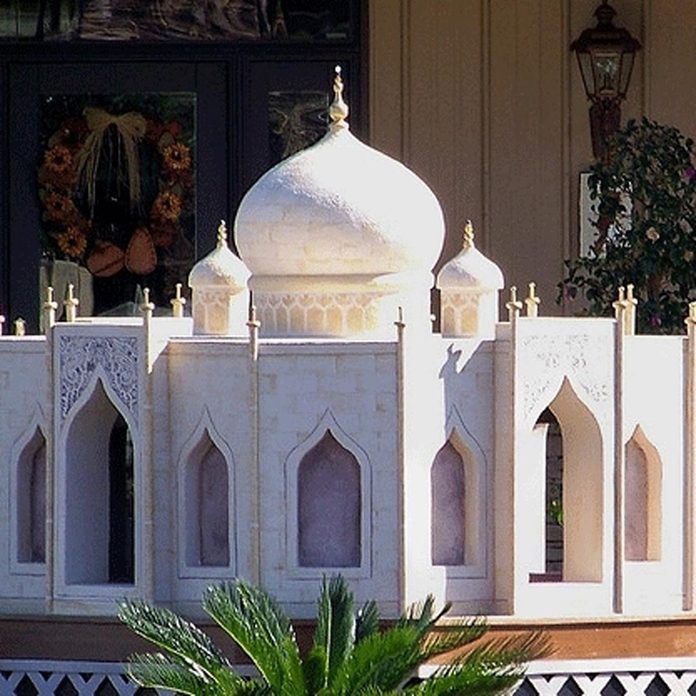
[
  {"xmin": 418, "ymin": 618, "xmax": 488, "ymax": 661},
  {"xmin": 453, "ymin": 630, "xmax": 551, "ymax": 672},
  {"xmin": 355, "ymin": 599, "xmax": 380, "ymax": 643},
  {"xmin": 301, "ymin": 644, "xmax": 327, "ymax": 695},
  {"xmin": 410, "ymin": 631, "xmax": 550, "ymax": 696},
  {"xmin": 312, "ymin": 575, "xmax": 356, "ymax": 688},
  {"xmin": 402, "ymin": 664, "xmax": 522, "ymax": 696},
  {"xmin": 126, "ymin": 652, "xmax": 222, "ymax": 696},
  {"xmin": 397, "ymin": 596, "xmax": 450, "ymax": 634},
  {"xmin": 118, "ymin": 599, "xmax": 239, "ymax": 692},
  {"xmin": 332, "ymin": 625, "xmax": 423, "ymax": 694},
  {"xmin": 203, "ymin": 580, "xmax": 305, "ymax": 695}
]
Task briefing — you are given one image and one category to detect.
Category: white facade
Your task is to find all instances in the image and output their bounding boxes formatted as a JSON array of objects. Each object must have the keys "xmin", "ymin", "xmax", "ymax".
[{"xmin": 0, "ymin": 77, "xmax": 692, "ymax": 623}]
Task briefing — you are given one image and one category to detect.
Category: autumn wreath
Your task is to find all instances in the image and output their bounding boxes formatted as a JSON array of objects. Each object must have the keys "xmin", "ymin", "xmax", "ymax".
[{"xmin": 38, "ymin": 106, "xmax": 194, "ymax": 280}]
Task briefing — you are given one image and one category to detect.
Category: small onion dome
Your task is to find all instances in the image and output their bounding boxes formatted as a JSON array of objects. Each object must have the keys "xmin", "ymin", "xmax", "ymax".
[
  {"xmin": 189, "ymin": 220, "xmax": 250, "ymax": 291},
  {"xmin": 234, "ymin": 72, "xmax": 444, "ymax": 281},
  {"xmin": 437, "ymin": 221, "xmax": 504, "ymax": 339},
  {"xmin": 437, "ymin": 221, "xmax": 503, "ymax": 292},
  {"xmin": 188, "ymin": 220, "xmax": 250, "ymax": 336}
]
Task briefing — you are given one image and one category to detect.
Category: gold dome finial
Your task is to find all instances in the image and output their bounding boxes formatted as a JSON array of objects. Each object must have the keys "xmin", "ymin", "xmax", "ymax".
[
  {"xmin": 463, "ymin": 219, "xmax": 475, "ymax": 249},
  {"xmin": 217, "ymin": 219, "xmax": 228, "ymax": 247},
  {"xmin": 329, "ymin": 65, "xmax": 349, "ymax": 130}
]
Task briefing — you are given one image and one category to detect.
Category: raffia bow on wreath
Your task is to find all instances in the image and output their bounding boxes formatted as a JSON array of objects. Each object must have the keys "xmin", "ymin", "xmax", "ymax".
[{"xmin": 75, "ymin": 107, "xmax": 148, "ymax": 217}]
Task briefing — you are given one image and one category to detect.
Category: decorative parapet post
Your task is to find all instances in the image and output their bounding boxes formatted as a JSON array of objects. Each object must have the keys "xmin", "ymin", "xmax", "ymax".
[
  {"xmin": 625, "ymin": 284, "xmax": 638, "ymax": 335},
  {"xmin": 64, "ymin": 283, "xmax": 79, "ymax": 323},
  {"xmin": 612, "ymin": 283, "xmax": 629, "ymax": 613},
  {"xmin": 524, "ymin": 282, "xmax": 540, "ymax": 318},
  {"xmin": 0, "ymin": 313, "xmax": 6, "ymax": 336},
  {"xmin": 613, "ymin": 286, "xmax": 628, "ymax": 333},
  {"xmin": 247, "ymin": 303, "xmax": 262, "ymax": 584},
  {"xmin": 684, "ymin": 302, "xmax": 696, "ymax": 609},
  {"xmin": 612, "ymin": 284, "xmax": 638, "ymax": 335},
  {"xmin": 43, "ymin": 286, "xmax": 58, "ymax": 332},
  {"xmin": 170, "ymin": 283, "xmax": 186, "ymax": 319},
  {"xmin": 13, "ymin": 318, "xmax": 26, "ymax": 336},
  {"xmin": 247, "ymin": 305, "xmax": 260, "ymax": 362},
  {"xmin": 506, "ymin": 286, "xmax": 523, "ymax": 324},
  {"xmin": 141, "ymin": 287, "xmax": 155, "ymax": 319}
]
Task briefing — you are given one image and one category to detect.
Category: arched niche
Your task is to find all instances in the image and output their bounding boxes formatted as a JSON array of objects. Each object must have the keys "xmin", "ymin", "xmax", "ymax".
[
  {"xmin": 431, "ymin": 432, "xmax": 479, "ymax": 567},
  {"xmin": 16, "ymin": 427, "xmax": 46, "ymax": 565},
  {"xmin": 64, "ymin": 378, "xmax": 135, "ymax": 585},
  {"xmin": 297, "ymin": 430, "xmax": 361, "ymax": 568},
  {"xmin": 625, "ymin": 426, "xmax": 662, "ymax": 562},
  {"xmin": 184, "ymin": 430, "xmax": 230, "ymax": 568},
  {"xmin": 533, "ymin": 377, "xmax": 604, "ymax": 582}
]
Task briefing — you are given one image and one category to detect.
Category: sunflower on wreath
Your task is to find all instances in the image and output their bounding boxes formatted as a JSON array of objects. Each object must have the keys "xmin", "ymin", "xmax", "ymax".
[{"xmin": 38, "ymin": 105, "xmax": 194, "ymax": 278}]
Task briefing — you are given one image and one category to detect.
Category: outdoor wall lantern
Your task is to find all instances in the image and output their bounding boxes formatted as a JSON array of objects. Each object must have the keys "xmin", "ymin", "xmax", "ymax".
[{"xmin": 571, "ymin": 1, "xmax": 641, "ymax": 160}]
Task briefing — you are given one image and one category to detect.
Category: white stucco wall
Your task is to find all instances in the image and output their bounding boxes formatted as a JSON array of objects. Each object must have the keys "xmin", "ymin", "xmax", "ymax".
[
  {"xmin": 0, "ymin": 339, "xmax": 48, "ymax": 610},
  {"xmin": 621, "ymin": 336, "xmax": 685, "ymax": 616},
  {"xmin": 257, "ymin": 341, "xmax": 400, "ymax": 616}
]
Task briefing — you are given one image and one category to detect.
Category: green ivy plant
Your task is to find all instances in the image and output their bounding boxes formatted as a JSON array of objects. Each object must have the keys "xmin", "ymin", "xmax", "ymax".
[{"xmin": 559, "ymin": 117, "xmax": 696, "ymax": 334}]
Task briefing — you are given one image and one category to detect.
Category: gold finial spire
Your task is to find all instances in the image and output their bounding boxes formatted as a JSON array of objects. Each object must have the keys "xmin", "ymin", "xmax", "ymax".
[
  {"xmin": 171, "ymin": 282, "xmax": 187, "ymax": 319},
  {"xmin": 247, "ymin": 305, "xmax": 260, "ymax": 361},
  {"xmin": 506, "ymin": 286, "xmax": 523, "ymax": 322},
  {"xmin": 463, "ymin": 220, "xmax": 475, "ymax": 249},
  {"xmin": 524, "ymin": 282, "xmax": 541, "ymax": 318},
  {"xmin": 613, "ymin": 285, "xmax": 627, "ymax": 320},
  {"xmin": 217, "ymin": 219, "xmax": 228, "ymax": 248},
  {"xmin": 64, "ymin": 283, "xmax": 79, "ymax": 323},
  {"xmin": 329, "ymin": 65, "xmax": 349, "ymax": 130},
  {"xmin": 624, "ymin": 283, "xmax": 638, "ymax": 335},
  {"xmin": 43, "ymin": 285, "xmax": 59, "ymax": 331},
  {"xmin": 141, "ymin": 287, "xmax": 155, "ymax": 315}
]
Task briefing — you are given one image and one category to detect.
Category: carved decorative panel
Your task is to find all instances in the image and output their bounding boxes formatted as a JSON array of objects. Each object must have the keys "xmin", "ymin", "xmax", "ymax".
[
  {"xmin": 59, "ymin": 335, "xmax": 139, "ymax": 425},
  {"xmin": 519, "ymin": 334, "xmax": 611, "ymax": 419}
]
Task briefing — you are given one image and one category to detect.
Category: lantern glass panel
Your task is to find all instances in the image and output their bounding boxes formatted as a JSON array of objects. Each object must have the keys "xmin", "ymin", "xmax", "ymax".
[
  {"xmin": 576, "ymin": 52, "xmax": 594, "ymax": 98},
  {"xmin": 592, "ymin": 50, "xmax": 621, "ymax": 97},
  {"xmin": 618, "ymin": 52, "xmax": 635, "ymax": 96}
]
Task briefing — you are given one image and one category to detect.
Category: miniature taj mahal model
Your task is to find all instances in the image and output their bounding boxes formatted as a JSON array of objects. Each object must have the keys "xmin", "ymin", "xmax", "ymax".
[{"xmin": 1, "ymin": 69, "xmax": 695, "ymax": 637}]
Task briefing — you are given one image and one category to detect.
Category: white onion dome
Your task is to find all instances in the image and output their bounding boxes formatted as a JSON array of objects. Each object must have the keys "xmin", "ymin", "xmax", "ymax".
[
  {"xmin": 437, "ymin": 221, "xmax": 504, "ymax": 291},
  {"xmin": 234, "ymin": 76, "xmax": 445, "ymax": 280},
  {"xmin": 189, "ymin": 221, "xmax": 250, "ymax": 291}
]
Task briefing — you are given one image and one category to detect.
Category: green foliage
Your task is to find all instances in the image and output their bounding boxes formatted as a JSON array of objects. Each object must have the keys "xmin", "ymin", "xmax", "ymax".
[
  {"xmin": 559, "ymin": 117, "xmax": 696, "ymax": 334},
  {"xmin": 119, "ymin": 575, "xmax": 549, "ymax": 695}
]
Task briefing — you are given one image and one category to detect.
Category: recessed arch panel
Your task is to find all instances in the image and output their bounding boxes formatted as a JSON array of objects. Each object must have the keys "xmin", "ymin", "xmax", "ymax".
[
  {"xmin": 16, "ymin": 427, "xmax": 47, "ymax": 565},
  {"xmin": 625, "ymin": 425, "xmax": 662, "ymax": 562},
  {"xmin": 185, "ymin": 431, "xmax": 230, "ymax": 568},
  {"xmin": 298, "ymin": 430, "xmax": 361, "ymax": 568}
]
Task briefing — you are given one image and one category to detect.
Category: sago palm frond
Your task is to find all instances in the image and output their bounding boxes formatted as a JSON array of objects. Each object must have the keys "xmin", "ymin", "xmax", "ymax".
[
  {"xmin": 126, "ymin": 652, "xmax": 226, "ymax": 696},
  {"xmin": 355, "ymin": 598, "xmax": 380, "ymax": 643},
  {"xmin": 409, "ymin": 630, "xmax": 550, "ymax": 696},
  {"xmin": 120, "ymin": 576, "xmax": 546, "ymax": 696},
  {"xmin": 311, "ymin": 575, "xmax": 356, "ymax": 689},
  {"xmin": 402, "ymin": 662, "xmax": 522, "ymax": 696},
  {"xmin": 332, "ymin": 625, "xmax": 423, "ymax": 694},
  {"xmin": 451, "ymin": 630, "xmax": 550, "ymax": 674},
  {"xmin": 418, "ymin": 618, "xmax": 488, "ymax": 662},
  {"xmin": 118, "ymin": 599, "xmax": 241, "ymax": 693},
  {"xmin": 203, "ymin": 580, "xmax": 305, "ymax": 696}
]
